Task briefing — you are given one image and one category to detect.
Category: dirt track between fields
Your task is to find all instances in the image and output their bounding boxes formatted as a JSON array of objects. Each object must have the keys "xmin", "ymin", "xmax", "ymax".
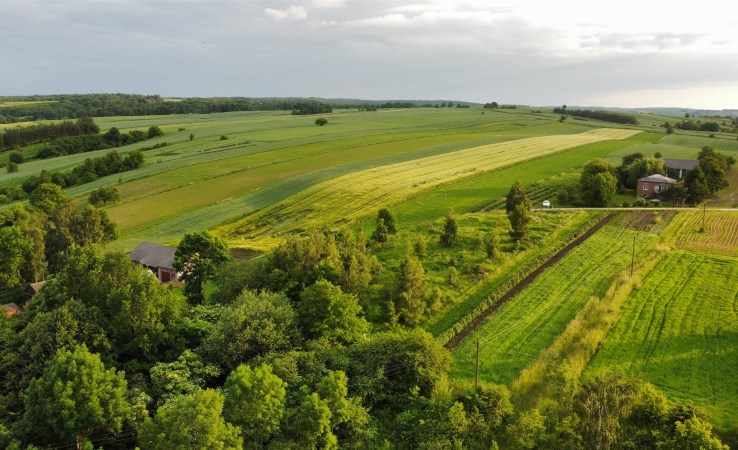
[{"xmin": 444, "ymin": 213, "xmax": 616, "ymax": 350}]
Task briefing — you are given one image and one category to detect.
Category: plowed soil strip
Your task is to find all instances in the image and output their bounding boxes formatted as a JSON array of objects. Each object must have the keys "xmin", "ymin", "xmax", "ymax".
[{"xmin": 445, "ymin": 213, "xmax": 615, "ymax": 350}]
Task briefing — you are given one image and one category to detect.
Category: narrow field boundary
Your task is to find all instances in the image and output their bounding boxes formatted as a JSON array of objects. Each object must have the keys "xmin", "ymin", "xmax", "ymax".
[{"xmin": 444, "ymin": 213, "xmax": 616, "ymax": 350}]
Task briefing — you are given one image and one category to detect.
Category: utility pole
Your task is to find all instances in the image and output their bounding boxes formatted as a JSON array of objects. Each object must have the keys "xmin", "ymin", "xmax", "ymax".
[
  {"xmin": 631, "ymin": 235, "xmax": 636, "ymax": 276},
  {"xmin": 475, "ymin": 339, "xmax": 480, "ymax": 389}
]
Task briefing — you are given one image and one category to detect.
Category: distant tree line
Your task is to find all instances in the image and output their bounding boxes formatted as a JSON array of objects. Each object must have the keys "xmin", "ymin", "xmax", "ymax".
[
  {"xmin": 21, "ymin": 151, "xmax": 144, "ymax": 194},
  {"xmin": 0, "ymin": 117, "xmax": 99, "ymax": 151},
  {"xmin": 0, "ymin": 94, "xmax": 338, "ymax": 121},
  {"xmin": 553, "ymin": 106, "xmax": 638, "ymax": 125},
  {"xmin": 673, "ymin": 120, "xmax": 721, "ymax": 132},
  {"xmin": 483, "ymin": 102, "xmax": 517, "ymax": 109},
  {"xmin": 37, "ymin": 125, "xmax": 163, "ymax": 159},
  {"xmin": 290, "ymin": 100, "xmax": 333, "ymax": 115}
]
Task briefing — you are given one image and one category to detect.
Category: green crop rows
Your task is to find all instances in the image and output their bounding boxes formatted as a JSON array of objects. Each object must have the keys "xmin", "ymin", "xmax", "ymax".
[
  {"xmin": 588, "ymin": 250, "xmax": 738, "ymax": 429},
  {"xmin": 450, "ymin": 222, "xmax": 660, "ymax": 385}
]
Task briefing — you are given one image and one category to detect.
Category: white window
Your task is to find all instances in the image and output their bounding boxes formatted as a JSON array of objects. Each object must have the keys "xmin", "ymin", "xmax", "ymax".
[{"xmin": 642, "ymin": 183, "xmax": 649, "ymax": 191}]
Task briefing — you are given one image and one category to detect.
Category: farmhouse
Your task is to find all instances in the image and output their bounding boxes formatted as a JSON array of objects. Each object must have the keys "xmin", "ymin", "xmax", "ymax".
[
  {"xmin": 664, "ymin": 159, "xmax": 698, "ymax": 179},
  {"xmin": 2, "ymin": 303, "xmax": 21, "ymax": 317},
  {"xmin": 23, "ymin": 280, "xmax": 47, "ymax": 303},
  {"xmin": 129, "ymin": 242, "xmax": 179, "ymax": 283},
  {"xmin": 636, "ymin": 174, "xmax": 677, "ymax": 199}
]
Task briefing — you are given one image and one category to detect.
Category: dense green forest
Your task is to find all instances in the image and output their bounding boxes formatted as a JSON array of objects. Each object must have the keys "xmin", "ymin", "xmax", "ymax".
[{"xmin": 553, "ymin": 107, "xmax": 639, "ymax": 125}]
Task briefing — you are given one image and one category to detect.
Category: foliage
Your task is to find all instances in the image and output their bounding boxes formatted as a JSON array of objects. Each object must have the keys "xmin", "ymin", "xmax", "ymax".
[
  {"xmin": 200, "ymin": 289, "xmax": 299, "ymax": 373},
  {"xmin": 346, "ymin": 329, "xmax": 451, "ymax": 408},
  {"xmin": 0, "ymin": 225, "xmax": 27, "ymax": 289},
  {"xmin": 552, "ymin": 107, "xmax": 638, "ymax": 125},
  {"xmin": 223, "ymin": 364, "xmax": 287, "ymax": 445},
  {"xmin": 9, "ymin": 150, "xmax": 24, "ymax": 164},
  {"xmin": 0, "ymin": 117, "xmax": 98, "ymax": 151},
  {"xmin": 149, "ymin": 350, "xmax": 220, "ymax": 407},
  {"xmin": 508, "ymin": 203, "xmax": 531, "ymax": 241},
  {"xmin": 298, "ymin": 279, "xmax": 370, "ymax": 345},
  {"xmin": 21, "ymin": 344, "xmax": 131, "ymax": 447},
  {"xmin": 88, "ymin": 186, "xmax": 120, "ymax": 206},
  {"xmin": 439, "ymin": 211, "xmax": 458, "ymax": 246},
  {"xmin": 485, "ymin": 228, "xmax": 501, "ymax": 260},
  {"xmin": 139, "ymin": 389, "xmax": 243, "ymax": 450},
  {"xmin": 28, "ymin": 182, "xmax": 67, "ymax": 213},
  {"xmin": 505, "ymin": 181, "xmax": 530, "ymax": 213},
  {"xmin": 580, "ymin": 159, "xmax": 617, "ymax": 206},
  {"xmin": 315, "ymin": 117, "xmax": 328, "ymax": 126},
  {"xmin": 174, "ymin": 231, "xmax": 230, "ymax": 303}
]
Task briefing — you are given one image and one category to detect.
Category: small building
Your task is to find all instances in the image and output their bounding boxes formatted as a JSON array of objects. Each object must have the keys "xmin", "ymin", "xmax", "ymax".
[
  {"xmin": 23, "ymin": 280, "xmax": 47, "ymax": 303},
  {"xmin": 636, "ymin": 174, "xmax": 677, "ymax": 199},
  {"xmin": 2, "ymin": 303, "xmax": 21, "ymax": 317},
  {"xmin": 664, "ymin": 159, "xmax": 698, "ymax": 179},
  {"xmin": 129, "ymin": 242, "xmax": 179, "ymax": 283}
]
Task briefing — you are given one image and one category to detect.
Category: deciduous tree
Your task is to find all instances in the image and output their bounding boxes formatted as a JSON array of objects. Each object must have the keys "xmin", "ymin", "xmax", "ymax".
[
  {"xmin": 223, "ymin": 364, "xmax": 287, "ymax": 445},
  {"xmin": 22, "ymin": 345, "xmax": 131, "ymax": 448},
  {"xmin": 139, "ymin": 389, "xmax": 242, "ymax": 450},
  {"xmin": 174, "ymin": 231, "xmax": 230, "ymax": 304}
]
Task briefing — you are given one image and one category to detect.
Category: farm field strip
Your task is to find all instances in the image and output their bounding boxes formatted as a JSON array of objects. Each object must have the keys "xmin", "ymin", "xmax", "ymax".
[
  {"xmin": 218, "ymin": 129, "xmax": 640, "ymax": 249},
  {"xmin": 661, "ymin": 210, "xmax": 738, "ymax": 255},
  {"xmin": 450, "ymin": 223, "xmax": 660, "ymax": 385},
  {"xmin": 110, "ymin": 131, "xmax": 656, "ymax": 250},
  {"xmin": 587, "ymin": 250, "xmax": 738, "ymax": 428}
]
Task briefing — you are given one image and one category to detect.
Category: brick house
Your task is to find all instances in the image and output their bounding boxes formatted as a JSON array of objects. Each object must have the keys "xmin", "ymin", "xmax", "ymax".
[{"xmin": 636, "ymin": 174, "xmax": 677, "ymax": 199}]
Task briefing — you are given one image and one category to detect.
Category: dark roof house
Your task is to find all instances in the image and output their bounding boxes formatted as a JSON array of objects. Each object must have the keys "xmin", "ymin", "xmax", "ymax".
[
  {"xmin": 636, "ymin": 174, "xmax": 677, "ymax": 199},
  {"xmin": 664, "ymin": 159, "xmax": 698, "ymax": 179},
  {"xmin": 23, "ymin": 280, "xmax": 47, "ymax": 303},
  {"xmin": 130, "ymin": 242, "xmax": 179, "ymax": 283}
]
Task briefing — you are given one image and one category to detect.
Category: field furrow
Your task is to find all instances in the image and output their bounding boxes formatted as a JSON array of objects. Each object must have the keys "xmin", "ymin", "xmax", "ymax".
[
  {"xmin": 450, "ymin": 223, "xmax": 660, "ymax": 385},
  {"xmin": 588, "ymin": 250, "xmax": 738, "ymax": 429}
]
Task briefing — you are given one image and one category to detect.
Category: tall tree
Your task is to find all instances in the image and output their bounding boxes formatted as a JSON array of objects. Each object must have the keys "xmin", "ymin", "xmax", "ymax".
[
  {"xmin": 506, "ymin": 181, "xmax": 530, "ymax": 213},
  {"xmin": 439, "ymin": 211, "xmax": 458, "ymax": 247},
  {"xmin": 508, "ymin": 203, "xmax": 531, "ymax": 242},
  {"xmin": 377, "ymin": 208, "xmax": 397, "ymax": 234},
  {"xmin": 200, "ymin": 289, "xmax": 299, "ymax": 372},
  {"xmin": 298, "ymin": 279, "xmax": 370, "ymax": 345},
  {"xmin": 580, "ymin": 159, "xmax": 618, "ymax": 207},
  {"xmin": 223, "ymin": 364, "xmax": 287, "ymax": 445},
  {"xmin": 139, "ymin": 389, "xmax": 242, "ymax": 450},
  {"xmin": 174, "ymin": 231, "xmax": 230, "ymax": 304},
  {"xmin": 29, "ymin": 182, "xmax": 67, "ymax": 214},
  {"xmin": 21, "ymin": 345, "xmax": 131, "ymax": 449}
]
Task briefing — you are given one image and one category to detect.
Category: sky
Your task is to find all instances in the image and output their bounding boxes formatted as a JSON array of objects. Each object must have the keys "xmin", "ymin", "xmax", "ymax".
[{"xmin": 2, "ymin": 0, "xmax": 738, "ymax": 109}]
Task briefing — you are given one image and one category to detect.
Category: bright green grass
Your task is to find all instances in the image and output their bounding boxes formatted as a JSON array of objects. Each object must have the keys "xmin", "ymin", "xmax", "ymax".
[
  {"xmin": 381, "ymin": 132, "xmax": 662, "ymax": 231},
  {"xmin": 660, "ymin": 134, "xmax": 738, "ymax": 154},
  {"xmin": 423, "ymin": 210, "xmax": 594, "ymax": 336},
  {"xmin": 587, "ymin": 250, "xmax": 738, "ymax": 429},
  {"xmin": 450, "ymin": 223, "xmax": 660, "ymax": 385}
]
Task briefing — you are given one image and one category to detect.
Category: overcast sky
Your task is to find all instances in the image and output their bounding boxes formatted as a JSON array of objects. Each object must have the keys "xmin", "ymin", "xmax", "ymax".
[{"xmin": 2, "ymin": 0, "xmax": 738, "ymax": 108}]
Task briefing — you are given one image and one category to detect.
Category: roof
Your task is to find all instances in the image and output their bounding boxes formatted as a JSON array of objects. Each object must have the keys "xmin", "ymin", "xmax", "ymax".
[
  {"xmin": 637, "ymin": 174, "xmax": 678, "ymax": 184},
  {"xmin": 129, "ymin": 242, "xmax": 176, "ymax": 270},
  {"xmin": 664, "ymin": 159, "xmax": 698, "ymax": 171},
  {"xmin": 2, "ymin": 303, "xmax": 21, "ymax": 317},
  {"xmin": 25, "ymin": 280, "xmax": 47, "ymax": 294}
]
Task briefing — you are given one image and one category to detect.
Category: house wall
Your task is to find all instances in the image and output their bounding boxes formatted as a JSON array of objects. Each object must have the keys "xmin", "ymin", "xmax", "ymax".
[{"xmin": 636, "ymin": 181, "xmax": 671, "ymax": 199}]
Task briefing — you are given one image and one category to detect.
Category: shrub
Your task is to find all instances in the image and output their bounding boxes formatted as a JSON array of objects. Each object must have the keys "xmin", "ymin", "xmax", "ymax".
[
  {"xmin": 220, "ymin": 135, "xmax": 228, "ymax": 141},
  {"xmin": 8, "ymin": 151, "xmax": 24, "ymax": 164},
  {"xmin": 7, "ymin": 162, "xmax": 18, "ymax": 173}
]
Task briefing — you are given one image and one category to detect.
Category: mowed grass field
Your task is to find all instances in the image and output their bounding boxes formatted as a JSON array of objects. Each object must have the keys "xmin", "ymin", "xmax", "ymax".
[
  {"xmin": 662, "ymin": 210, "xmax": 738, "ymax": 256},
  {"xmin": 450, "ymin": 222, "xmax": 661, "ymax": 385},
  {"xmin": 587, "ymin": 249, "xmax": 738, "ymax": 429},
  {"xmin": 217, "ymin": 128, "xmax": 640, "ymax": 250}
]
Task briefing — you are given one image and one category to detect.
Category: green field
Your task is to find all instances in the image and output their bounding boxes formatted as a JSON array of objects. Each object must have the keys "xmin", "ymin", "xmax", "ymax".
[
  {"xmin": 216, "ymin": 128, "xmax": 639, "ymax": 250},
  {"xmin": 450, "ymin": 222, "xmax": 660, "ymax": 385},
  {"xmin": 588, "ymin": 249, "xmax": 738, "ymax": 429}
]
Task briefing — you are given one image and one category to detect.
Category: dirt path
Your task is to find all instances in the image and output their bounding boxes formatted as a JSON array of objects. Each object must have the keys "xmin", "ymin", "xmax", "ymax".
[{"xmin": 444, "ymin": 213, "xmax": 616, "ymax": 350}]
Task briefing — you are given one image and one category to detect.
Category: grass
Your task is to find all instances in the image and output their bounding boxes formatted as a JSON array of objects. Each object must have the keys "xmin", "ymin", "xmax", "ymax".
[
  {"xmin": 587, "ymin": 249, "xmax": 738, "ymax": 429},
  {"xmin": 216, "ymin": 128, "xmax": 640, "ymax": 250},
  {"xmin": 450, "ymin": 222, "xmax": 661, "ymax": 385},
  {"xmin": 661, "ymin": 210, "xmax": 738, "ymax": 256}
]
